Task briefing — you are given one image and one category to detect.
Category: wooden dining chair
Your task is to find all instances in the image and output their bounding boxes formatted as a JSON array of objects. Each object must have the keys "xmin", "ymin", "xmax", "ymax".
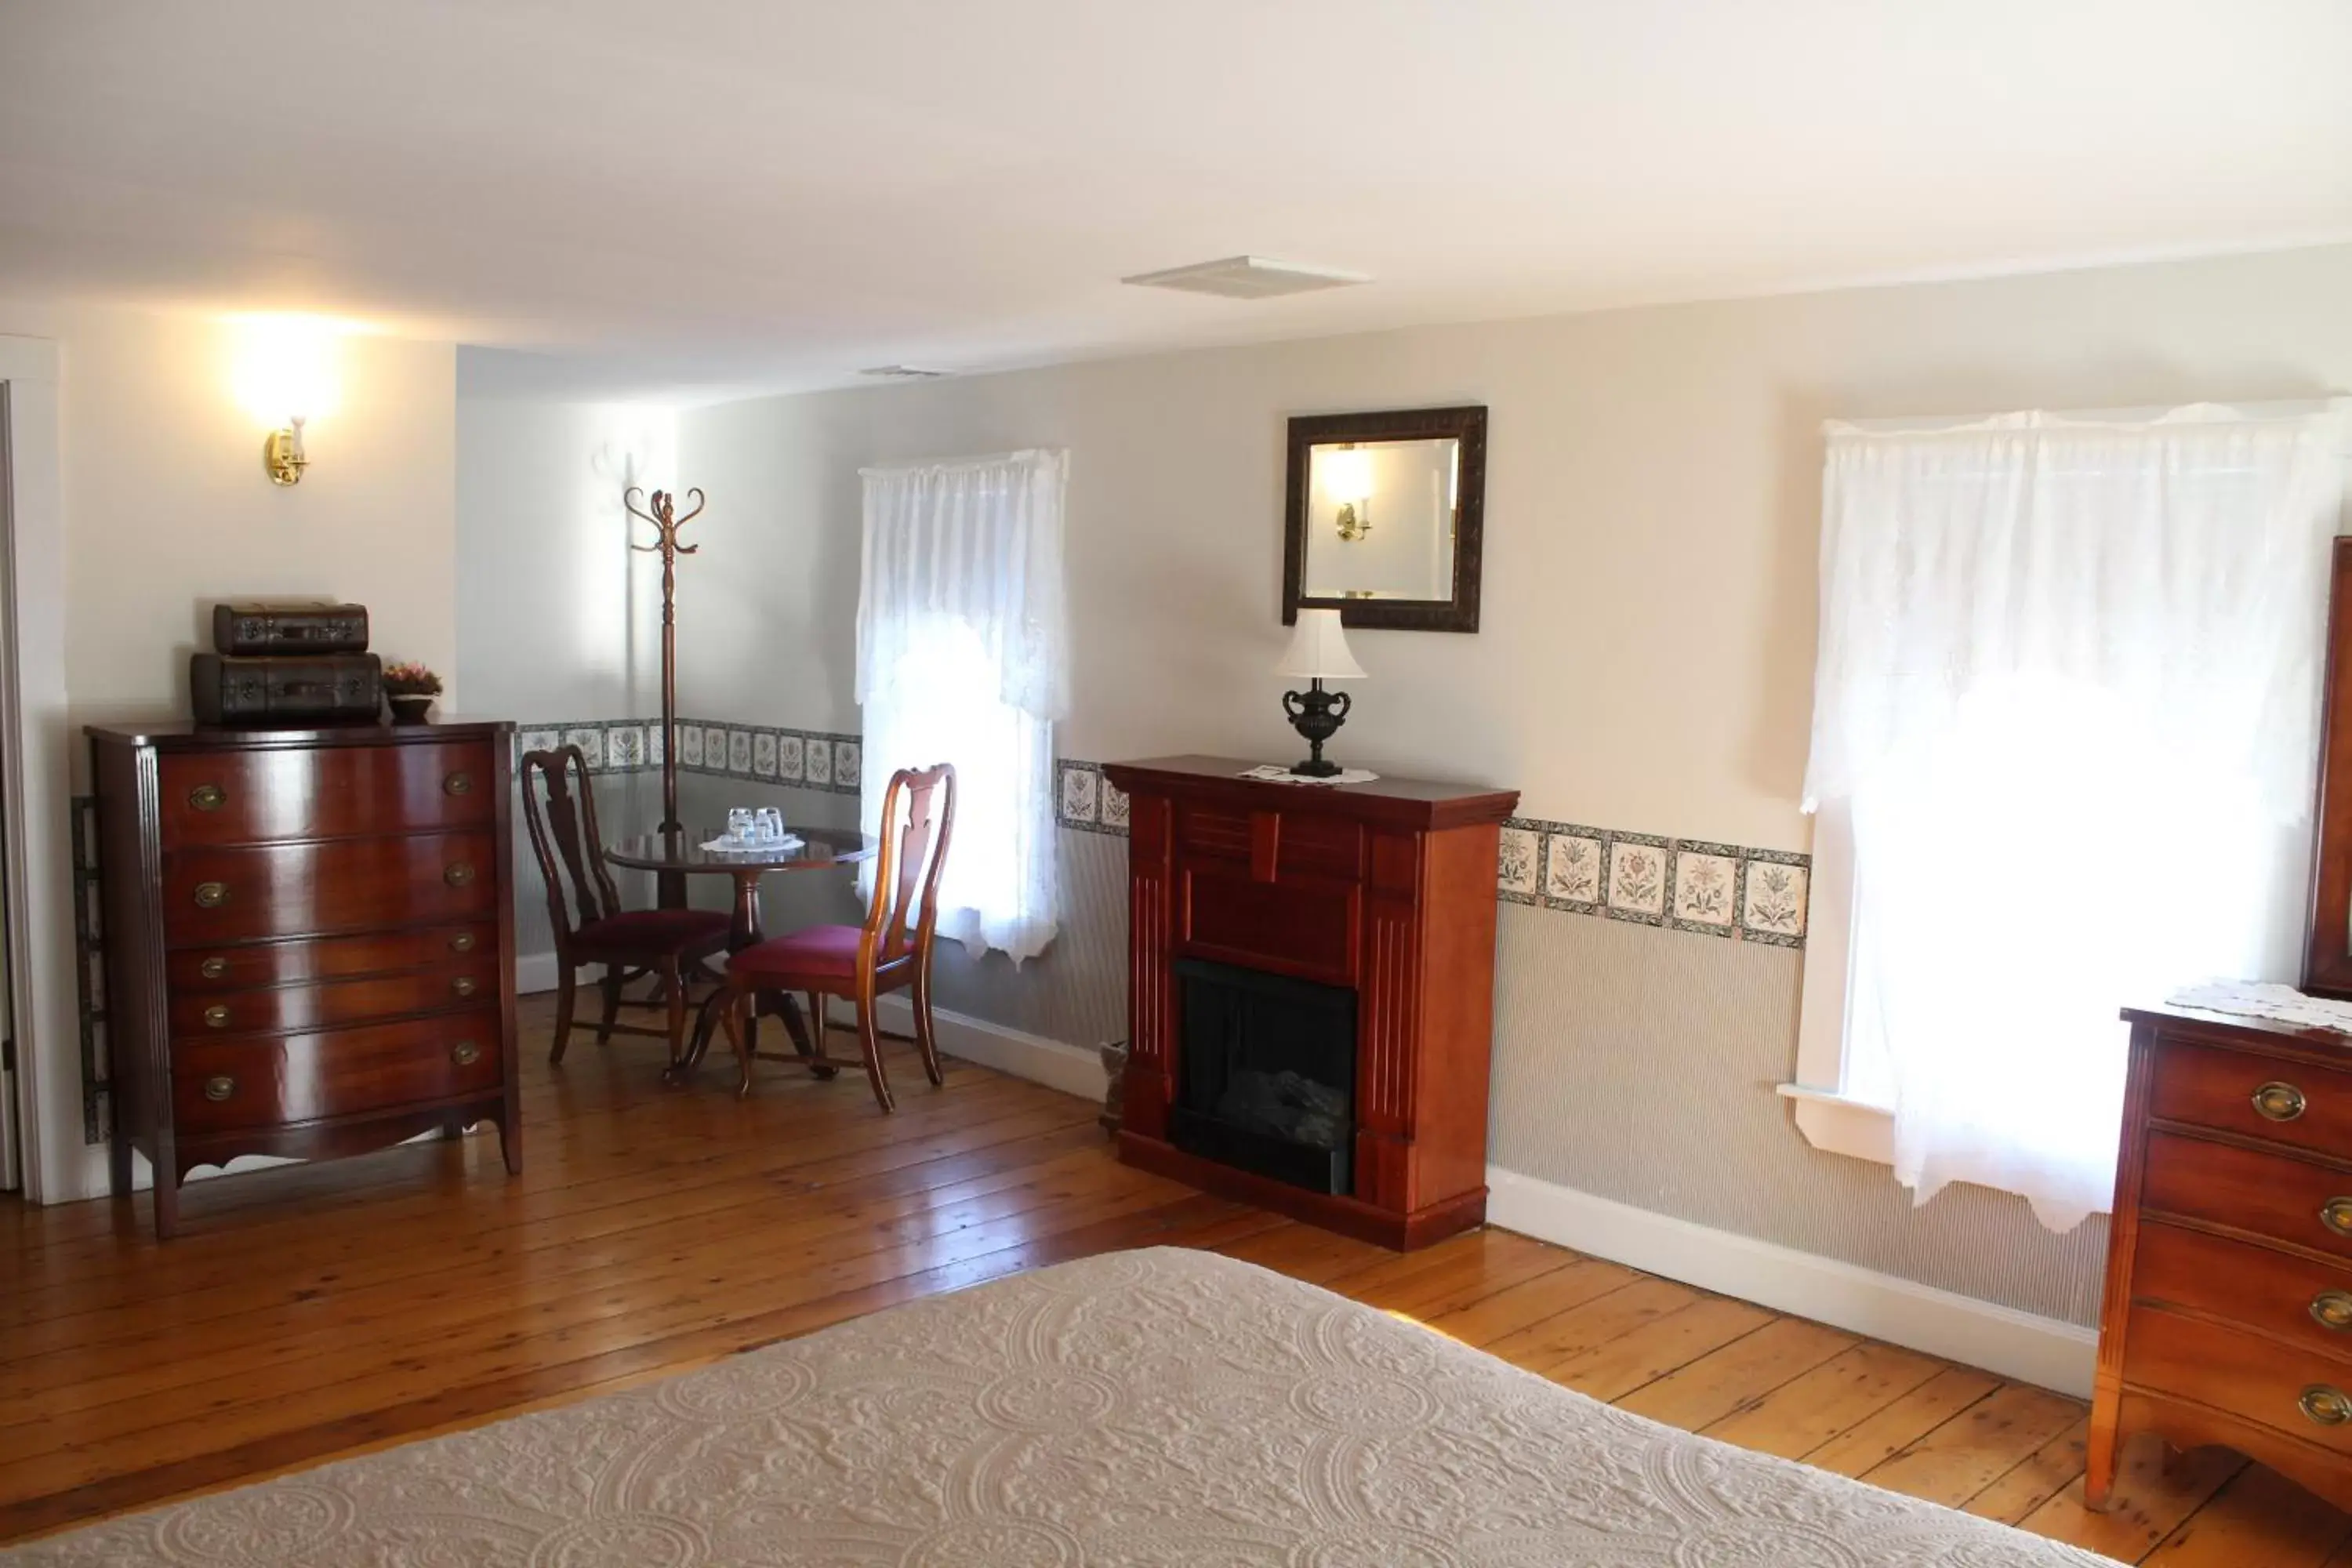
[
  {"xmin": 710, "ymin": 763, "xmax": 956, "ymax": 1110},
  {"xmin": 519, "ymin": 744, "xmax": 731, "ymax": 1066}
]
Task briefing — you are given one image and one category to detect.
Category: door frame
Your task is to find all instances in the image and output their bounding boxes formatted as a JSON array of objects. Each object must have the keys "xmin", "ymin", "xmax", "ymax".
[{"xmin": 0, "ymin": 336, "xmax": 73, "ymax": 1203}]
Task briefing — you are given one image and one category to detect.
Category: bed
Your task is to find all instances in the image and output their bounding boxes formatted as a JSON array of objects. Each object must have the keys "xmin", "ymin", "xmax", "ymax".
[{"xmin": 4, "ymin": 1247, "xmax": 2118, "ymax": 1565}]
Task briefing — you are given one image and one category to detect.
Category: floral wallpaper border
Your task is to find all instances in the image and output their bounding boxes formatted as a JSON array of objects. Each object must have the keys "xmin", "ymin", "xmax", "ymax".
[
  {"xmin": 516, "ymin": 717, "xmax": 862, "ymax": 796},
  {"xmin": 1054, "ymin": 759, "xmax": 1808, "ymax": 948},
  {"xmin": 64, "ymin": 749, "xmax": 1806, "ymax": 1144}
]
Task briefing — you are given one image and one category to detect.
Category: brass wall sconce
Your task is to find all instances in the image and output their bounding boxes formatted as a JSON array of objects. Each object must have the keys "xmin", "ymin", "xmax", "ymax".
[{"xmin": 263, "ymin": 415, "xmax": 309, "ymax": 486}]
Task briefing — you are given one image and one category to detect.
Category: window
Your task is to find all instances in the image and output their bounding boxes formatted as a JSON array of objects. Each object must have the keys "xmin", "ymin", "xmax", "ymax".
[
  {"xmin": 856, "ymin": 451, "xmax": 1069, "ymax": 964},
  {"xmin": 1791, "ymin": 403, "xmax": 2350, "ymax": 1230}
]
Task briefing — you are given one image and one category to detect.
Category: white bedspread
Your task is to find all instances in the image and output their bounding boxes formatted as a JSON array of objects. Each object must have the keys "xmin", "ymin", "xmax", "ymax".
[{"xmin": 5, "ymin": 1247, "xmax": 2118, "ymax": 1565}]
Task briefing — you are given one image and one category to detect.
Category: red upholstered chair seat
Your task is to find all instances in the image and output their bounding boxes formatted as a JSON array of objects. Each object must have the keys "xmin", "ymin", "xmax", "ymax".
[
  {"xmin": 572, "ymin": 908, "xmax": 731, "ymax": 960},
  {"xmin": 725, "ymin": 924, "xmax": 910, "ymax": 985}
]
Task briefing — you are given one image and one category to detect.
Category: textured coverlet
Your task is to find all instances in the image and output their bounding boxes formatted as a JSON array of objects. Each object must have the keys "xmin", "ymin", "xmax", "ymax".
[{"xmin": 7, "ymin": 1247, "xmax": 2119, "ymax": 1566}]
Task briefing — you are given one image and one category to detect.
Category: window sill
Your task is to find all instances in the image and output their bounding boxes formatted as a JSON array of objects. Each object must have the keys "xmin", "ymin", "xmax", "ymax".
[{"xmin": 1777, "ymin": 1083, "xmax": 1893, "ymax": 1166}]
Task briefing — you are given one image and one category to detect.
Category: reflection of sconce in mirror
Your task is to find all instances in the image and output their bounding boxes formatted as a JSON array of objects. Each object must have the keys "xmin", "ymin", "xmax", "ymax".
[
  {"xmin": 233, "ymin": 315, "xmax": 341, "ymax": 487},
  {"xmin": 1323, "ymin": 445, "xmax": 1374, "ymax": 542}
]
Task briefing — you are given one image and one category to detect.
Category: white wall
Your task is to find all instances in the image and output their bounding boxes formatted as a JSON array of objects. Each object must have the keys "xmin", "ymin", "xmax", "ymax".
[
  {"xmin": 0, "ymin": 300, "xmax": 462, "ymax": 1200},
  {"xmin": 661, "ymin": 241, "xmax": 2352, "ymax": 1329},
  {"xmin": 450, "ymin": 381, "xmax": 684, "ymax": 964},
  {"xmin": 453, "ymin": 389, "xmax": 674, "ymax": 720},
  {"xmin": 679, "ymin": 242, "xmax": 2352, "ymax": 854}
]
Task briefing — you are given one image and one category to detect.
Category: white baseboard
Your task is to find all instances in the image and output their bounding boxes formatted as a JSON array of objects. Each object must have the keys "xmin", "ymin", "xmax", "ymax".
[
  {"xmin": 870, "ymin": 995, "xmax": 1107, "ymax": 1103},
  {"xmin": 516, "ymin": 953, "xmax": 1103, "ymax": 1103},
  {"xmin": 1484, "ymin": 1166, "xmax": 2098, "ymax": 1398},
  {"xmin": 517, "ymin": 951, "xmax": 560, "ymax": 996}
]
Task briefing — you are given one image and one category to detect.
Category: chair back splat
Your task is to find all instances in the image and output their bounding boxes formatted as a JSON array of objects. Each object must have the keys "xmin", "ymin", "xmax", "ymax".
[
  {"xmin": 520, "ymin": 745, "xmax": 622, "ymax": 939},
  {"xmin": 870, "ymin": 762, "xmax": 956, "ymax": 965}
]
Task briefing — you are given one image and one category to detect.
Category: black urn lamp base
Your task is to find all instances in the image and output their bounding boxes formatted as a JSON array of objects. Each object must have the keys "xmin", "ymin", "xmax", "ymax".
[{"xmin": 1280, "ymin": 679, "xmax": 1352, "ymax": 778}]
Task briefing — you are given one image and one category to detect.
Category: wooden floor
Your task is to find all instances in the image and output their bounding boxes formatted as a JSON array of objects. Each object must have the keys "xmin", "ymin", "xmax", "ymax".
[{"xmin": 1, "ymin": 995, "xmax": 2347, "ymax": 1559}]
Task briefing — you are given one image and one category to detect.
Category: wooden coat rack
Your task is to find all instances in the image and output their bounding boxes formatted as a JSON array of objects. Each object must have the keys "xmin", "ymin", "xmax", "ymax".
[{"xmin": 626, "ymin": 485, "xmax": 704, "ymax": 907}]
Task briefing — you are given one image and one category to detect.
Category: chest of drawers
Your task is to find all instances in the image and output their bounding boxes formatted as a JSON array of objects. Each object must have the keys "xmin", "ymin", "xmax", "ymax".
[
  {"xmin": 89, "ymin": 721, "xmax": 519, "ymax": 1238},
  {"xmin": 2089, "ymin": 1005, "xmax": 2352, "ymax": 1510}
]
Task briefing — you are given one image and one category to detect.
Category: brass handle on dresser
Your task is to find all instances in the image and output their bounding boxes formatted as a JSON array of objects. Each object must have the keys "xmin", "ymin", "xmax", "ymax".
[
  {"xmin": 202, "ymin": 1004, "xmax": 230, "ymax": 1029},
  {"xmin": 187, "ymin": 782, "xmax": 226, "ymax": 812},
  {"xmin": 444, "ymin": 771, "xmax": 472, "ymax": 797},
  {"xmin": 444, "ymin": 862, "xmax": 475, "ymax": 887},
  {"xmin": 193, "ymin": 881, "xmax": 229, "ymax": 909},
  {"xmin": 451, "ymin": 976, "xmax": 477, "ymax": 999},
  {"xmin": 2322, "ymin": 1199, "xmax": 2352, "ymax": 1239},
  {"xmin": 2313, "ymin": 1291, "xmax": 2352, "ymax": 1331},
  {"xmin": 2303, "ymin": 1385, "xmax": 2352, "ymax": 1427},
  {"xmin": 201, "ymin": 1074, "xmax": 235, "ymax": 1102},
  {"xmin": 451, "ymin": 1041, "xmax": 481, "ymax": 1067},
  {"xmin": 448, "ymin": 932, "xmax": 476, "ymax": 954},
  {"xmin": 2254, "ymin": 1081, "xmax": 2309, "ymax": 1122},
  {"xmin": 199, "ymin": 956, "xmax": 228, "ymax": 980}
]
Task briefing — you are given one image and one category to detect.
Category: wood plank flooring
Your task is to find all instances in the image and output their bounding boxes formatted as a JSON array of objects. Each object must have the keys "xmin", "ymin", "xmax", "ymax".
[{"xmin": 0, "ymin": 992, "xmax": 2341, "ymax": 1559}]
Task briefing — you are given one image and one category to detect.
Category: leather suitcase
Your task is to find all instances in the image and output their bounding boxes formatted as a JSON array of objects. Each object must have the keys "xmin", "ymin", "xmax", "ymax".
[
  {"xmin": 191, "ymin": 653, "xmax": 383, "ymax": 726},
  {"xmin": 211, "ymin": 602, "xmax": 370, "ymax": 656}
]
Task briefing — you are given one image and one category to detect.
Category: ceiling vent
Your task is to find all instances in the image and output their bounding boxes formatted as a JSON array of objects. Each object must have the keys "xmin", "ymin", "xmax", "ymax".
[
  {"xmin": 858, "ymin": 365, "xmax": 953, "ymax": 379},
  {"xmin": 1121, "ymin": 256, "xmax": 1370, "ymax": 299}
]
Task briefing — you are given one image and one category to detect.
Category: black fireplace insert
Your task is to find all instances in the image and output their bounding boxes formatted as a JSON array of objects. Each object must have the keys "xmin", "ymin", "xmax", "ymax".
[{"xmin": 1167, "ymin": 957, "xmax": 1356, "ymax": 1195}]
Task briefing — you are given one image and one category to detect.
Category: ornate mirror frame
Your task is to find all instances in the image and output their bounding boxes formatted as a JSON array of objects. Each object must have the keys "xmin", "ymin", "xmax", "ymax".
[{"xmin": 1281, "ymin": 405, "xmax": 1487, "ymax": 634}]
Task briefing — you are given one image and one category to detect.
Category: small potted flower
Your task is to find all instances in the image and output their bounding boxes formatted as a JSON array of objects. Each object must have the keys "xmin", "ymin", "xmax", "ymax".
[{"xmin": 383, "ymin": 661, "xmax": 443, "ymax": 725}]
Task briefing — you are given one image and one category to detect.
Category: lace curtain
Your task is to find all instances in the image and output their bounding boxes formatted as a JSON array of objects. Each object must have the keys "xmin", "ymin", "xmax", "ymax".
[
  {"xmin": 1804, "ymin": 404, "xmax": 2348, "ymax": 1230},
  {"xmin": 857, "ymin": 450, "xmax": 1069, "ymax": 964}
]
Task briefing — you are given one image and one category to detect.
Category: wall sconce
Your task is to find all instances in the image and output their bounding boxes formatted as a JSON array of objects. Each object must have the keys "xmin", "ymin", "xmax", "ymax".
[
  {"xmin": 263, "ymin": 416, "xmax": 308, "ymax": 486},
  {"xmin": 232, "ymin": 315, "xmax": 339, "ymax": 488},
  {"xmin": 1321, "ymin": 445, "xmax": 1374, "ymax": 542}
]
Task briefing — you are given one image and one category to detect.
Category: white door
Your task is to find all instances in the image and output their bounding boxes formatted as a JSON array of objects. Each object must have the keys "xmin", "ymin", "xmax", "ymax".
[
  {"xmin": 0, "ymin": 379, "xmax": 21, "ymax": 1191},
  {"xmin": 0, "ymin": 751, "xmax": 17, "ymax": 1190}
]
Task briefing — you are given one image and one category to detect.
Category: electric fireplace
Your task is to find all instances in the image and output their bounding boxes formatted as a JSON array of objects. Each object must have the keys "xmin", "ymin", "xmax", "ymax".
[
  {"xmin": 1103, "ymin": 754, "xmax": 1519, "ymax": 1250},
  {"xmin": 1169, "ymin": 959, "xmax": 1357, "ymax": 1195}
]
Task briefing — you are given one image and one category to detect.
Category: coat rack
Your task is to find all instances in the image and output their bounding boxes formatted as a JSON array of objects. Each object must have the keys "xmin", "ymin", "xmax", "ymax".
[{"xmin": 626, "ymin": 485, "xmax": 704, "ymax": 907}]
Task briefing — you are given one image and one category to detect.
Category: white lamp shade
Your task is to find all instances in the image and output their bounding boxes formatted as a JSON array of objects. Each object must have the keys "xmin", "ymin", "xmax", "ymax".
[{"xmin": 1276, "ymin": 608, "xmax": 1367, "ymax": 681}]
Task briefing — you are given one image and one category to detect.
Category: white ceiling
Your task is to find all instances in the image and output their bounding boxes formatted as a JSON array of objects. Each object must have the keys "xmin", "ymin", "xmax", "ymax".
[{"xmin": 4, "ymin": 0, "xmax": 2349, "ymax": 402}]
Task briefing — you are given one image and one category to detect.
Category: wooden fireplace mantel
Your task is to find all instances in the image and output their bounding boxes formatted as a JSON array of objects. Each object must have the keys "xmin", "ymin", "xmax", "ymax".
[{"xmin": 1102, "ymin": 755, "xmax": 1519, "ymax": 1250}]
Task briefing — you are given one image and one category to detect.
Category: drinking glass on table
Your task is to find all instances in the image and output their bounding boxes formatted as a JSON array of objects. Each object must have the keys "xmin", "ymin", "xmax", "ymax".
[
  {"xmin": 755, "ymin": 808, "xmax": 785, "ymax": 844},
  {"xmin": 726, "ymin": 808, "xmax": 755, "ymax": 844}
]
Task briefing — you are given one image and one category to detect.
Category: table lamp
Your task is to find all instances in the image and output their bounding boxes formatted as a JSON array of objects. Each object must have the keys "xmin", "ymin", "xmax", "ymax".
[{"xmin": 1277, "ymin": 608, "xmax": 1367, "ymax": 777}]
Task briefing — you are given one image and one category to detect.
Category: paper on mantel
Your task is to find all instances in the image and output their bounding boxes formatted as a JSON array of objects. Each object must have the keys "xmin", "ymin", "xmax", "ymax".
[
  {"xmin": 1238, "ymin": 764, "xmax": 1381, "ymax": 787},
  {"xmin": 2165, "ymin": 979, "xmax": 2352, "ymax": 1033}
]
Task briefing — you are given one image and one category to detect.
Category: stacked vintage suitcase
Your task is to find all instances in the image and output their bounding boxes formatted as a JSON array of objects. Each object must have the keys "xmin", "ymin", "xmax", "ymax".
[{"xmin": 191, "ymin": 601, "xmax": 383, "ymax": 725}]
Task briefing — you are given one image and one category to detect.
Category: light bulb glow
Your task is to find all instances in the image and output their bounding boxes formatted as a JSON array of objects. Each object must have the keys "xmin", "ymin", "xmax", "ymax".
[
  {"xmin": 1318, "ymin": 446, "xmax": 1375, "ymax": 506},
  {"xmin": 231, "ymin": 314, "xmax": 343, "ymax": 428}
]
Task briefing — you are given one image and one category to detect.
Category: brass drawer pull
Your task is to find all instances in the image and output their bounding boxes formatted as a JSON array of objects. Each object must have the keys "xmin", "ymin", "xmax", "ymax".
[
  {"xmin": 444, "ymin": 862, "xmax": 475, "ymax": 887},
  {"xmin": 2255, "ymin": 1081, "xmax": 2309, "ymax": 1122},
  {"xmin": 199, "ymin": 956, "xmax": 229, "ymax": 980},
  {"xmin": 451, "ymin": 1040, "xmax": 481, "ymax": 1067},
  {"xmin": 201, "ymin": 1074, "xmax": 236, "ymax": 1102},
  {"xmin": 448, "ymin": 932, "xmax": 476, "ymax": 954},
  {"xmin": 444, "ymin": 771, "xmax": 473, "ymax": 797},
  {"xmin": 193, "ymin": 881, "xmax": 229, "ymax": 909},
  {"xmin": 202, "ymin": 1004, "xmax": 230, "ymax": 1029},
  {"xmin": 451, "ymin": 976, "xmax": 477, "ymax": 999},
  {"xmin": 2314, "ymin": 1290, "xmax": 2352, "ymax": 1331},
  {"xmin": 2303, "ymin": 1385, "xmax": 2352, "ymax": 1426},
  {"xmin": 2322, "ymin": 1198, "xmax": 2352, "ymax": 1238},
  {"xmin": 188, "ymin": 782, "xmax": 227, "ymax": 812}
]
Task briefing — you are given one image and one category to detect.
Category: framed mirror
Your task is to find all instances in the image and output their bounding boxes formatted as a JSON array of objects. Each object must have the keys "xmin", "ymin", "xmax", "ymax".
[{"xmin": 1283, "ymin": 405, "xmax": 1486, "ymax": 633}]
